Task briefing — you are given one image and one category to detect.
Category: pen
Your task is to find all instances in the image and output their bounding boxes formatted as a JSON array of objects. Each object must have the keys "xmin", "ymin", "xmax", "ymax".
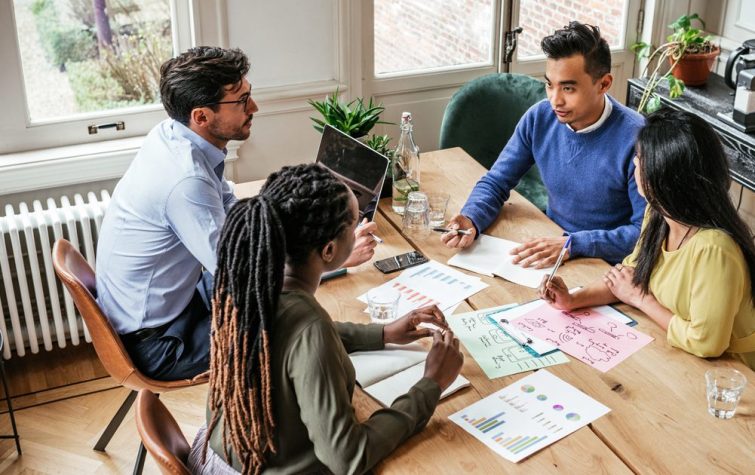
[
  {"xmin": 432, "ymin": 226, "xmax": 472, "ymax": 235},
  {"xmin": 369, "ymin": 233, "xmax": 383, "ymax": 244},
  {"xmin": 546, "ymin": 236, "xmax": 572, "ymax": 286},
  {"xmin": 499, "ymin": 318, "xmax": 533, "ymax": 346}
]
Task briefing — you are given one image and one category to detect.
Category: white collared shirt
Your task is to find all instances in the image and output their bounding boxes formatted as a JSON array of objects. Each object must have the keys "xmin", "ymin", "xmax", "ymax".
[{"xmin": 567, "ymin": 95, "xmax": 613, "ymax": 133}]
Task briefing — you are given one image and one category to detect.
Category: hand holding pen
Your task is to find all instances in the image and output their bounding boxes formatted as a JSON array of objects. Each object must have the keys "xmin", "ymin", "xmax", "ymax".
[{"xmin": 439, "ymin": 214, "xmax": 477, "ymax": 249}]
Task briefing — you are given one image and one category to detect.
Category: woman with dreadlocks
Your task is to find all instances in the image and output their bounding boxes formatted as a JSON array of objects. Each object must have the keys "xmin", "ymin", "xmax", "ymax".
[
  {"xmin": 539, "ymin": 109, "xmax": 755, "ymax": 369},
  {"xmin": 189, "ymin": 163, "xmax": 464, "ymax": 475}
]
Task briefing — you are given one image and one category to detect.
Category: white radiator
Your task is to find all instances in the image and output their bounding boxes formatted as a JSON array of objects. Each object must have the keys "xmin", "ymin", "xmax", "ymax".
[{"xmin": 0, "ymin": 191, "xmax": 110, "ymax": 359}]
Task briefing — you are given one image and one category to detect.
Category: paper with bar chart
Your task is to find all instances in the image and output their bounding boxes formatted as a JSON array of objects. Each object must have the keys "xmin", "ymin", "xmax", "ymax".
[
  {"xmin": 448, "ymin": 305, "xmax": 569, "ymax": 379},
  {"xmin": 358, "ymin": 260, "xmax": 488, "ymax": 318},
  {"xmin": 449, "ymin": 370, "xmax": 610, "ymax": 463}
]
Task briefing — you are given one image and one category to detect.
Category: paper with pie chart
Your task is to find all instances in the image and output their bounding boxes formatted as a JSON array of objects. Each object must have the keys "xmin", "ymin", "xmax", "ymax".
[{"xmin": 449, "ymin": 370, "xmax": 610, "ymax": 463}]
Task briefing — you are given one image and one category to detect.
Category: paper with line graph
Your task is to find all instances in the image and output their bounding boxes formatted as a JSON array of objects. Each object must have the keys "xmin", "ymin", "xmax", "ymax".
[
  {"xmin": 449, "ymin": 370, "xmax": 610, "ymax": 463},
  {"xmin": 448, "ymin": 305, "xmax": 569, "ymax": 379},
  {"xmin": 358, "ymin": 260, "xmax": 488, "ymax": 318}
]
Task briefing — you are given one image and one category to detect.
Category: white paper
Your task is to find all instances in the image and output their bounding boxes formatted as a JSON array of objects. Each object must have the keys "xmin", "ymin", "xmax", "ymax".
[
  {"xmin": 350, "ymin": 343, "xmax": 427, "ymax": 387},
  {"xmin": 364, "ymin": 362, "xmax": 470, "ymax": 407},
  {"xmin": 358, "ymin": 260, "xmax": 488, "ymax": 318},
  {"xmin": 448, "ymin": 235, "xmax": 555, "ymax": 289},
  {"xmin": 449, "ymin": 370, "xmax": 610, "ymax": 463}
]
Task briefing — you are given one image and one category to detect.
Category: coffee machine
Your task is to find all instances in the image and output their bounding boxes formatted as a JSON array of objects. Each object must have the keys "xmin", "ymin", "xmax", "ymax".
[{"xmin": 719, "ymin": 39, "xmax": 755, "ymax": 133}]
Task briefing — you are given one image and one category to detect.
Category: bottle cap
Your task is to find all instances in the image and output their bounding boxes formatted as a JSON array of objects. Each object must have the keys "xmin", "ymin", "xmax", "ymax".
[{"xmin": 401, "ymin": 111, "xmax": 412, "ymax": 123}]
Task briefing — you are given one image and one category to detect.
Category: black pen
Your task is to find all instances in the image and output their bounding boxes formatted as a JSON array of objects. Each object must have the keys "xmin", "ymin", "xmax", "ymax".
[{"xmin": 432, "ymin": 226, "xmax": 472, "ymax": 235}]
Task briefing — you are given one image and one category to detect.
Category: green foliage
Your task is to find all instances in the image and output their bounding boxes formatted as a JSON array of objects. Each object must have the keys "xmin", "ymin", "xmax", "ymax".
[
  {"xmin": 630, "ymin": 13, "xmax": 717, "ymax": 113},
  {"xmin": 30, "ymin": 0, "xmax": 97, "ymax": 68},
  {"xmin": 366, "ymin": 134, "xmax": 394, "ymax": 160},
  {"xmin": 66, "ymin": 60, "xmax": 138, "ymax": 112},
  {"xmin": 308, "ymin": 88, "xmax": 391, "ymax": 138}
]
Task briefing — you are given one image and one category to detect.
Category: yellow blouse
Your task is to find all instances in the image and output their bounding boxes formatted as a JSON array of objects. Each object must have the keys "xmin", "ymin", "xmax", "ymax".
[{"xmin": 624, "ymin": 219, "xmax": 755, "ymax": 370}]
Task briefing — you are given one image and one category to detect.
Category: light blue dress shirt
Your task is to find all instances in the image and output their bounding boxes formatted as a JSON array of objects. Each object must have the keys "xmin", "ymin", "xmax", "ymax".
[{"xmin": 96, "ymin": 119, "xmax": 237, "ymax": 334}]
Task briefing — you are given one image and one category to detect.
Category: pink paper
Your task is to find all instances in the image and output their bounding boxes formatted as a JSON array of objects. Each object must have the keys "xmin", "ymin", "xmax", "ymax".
[{"xmin": 511, "ymin": 305, "xmax": 653, "ymax": 372}]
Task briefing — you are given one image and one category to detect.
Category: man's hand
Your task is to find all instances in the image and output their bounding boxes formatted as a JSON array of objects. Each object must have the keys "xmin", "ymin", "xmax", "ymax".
[
  {"xmin": 383, "ymin": 305, "xmax": 449, "ymax": 345},
  {"xmin": 342, "ymin": 218, "xmax": 378, "ymax": 268},
  {"xmin": 440, "ymin": 214, "xmax": 477, "ymax": 249},
  {"xmin": 423, "ymin": 330, "xmax": 463, "ymax": 392},
  {"xmin": 511, "ymin": 236, "xmax": 569, "ymax": 269}
]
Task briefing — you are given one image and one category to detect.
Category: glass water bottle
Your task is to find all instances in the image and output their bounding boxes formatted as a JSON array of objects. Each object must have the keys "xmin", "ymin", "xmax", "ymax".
[{"xmin": 391, "ymin": 112, "xmax": 420, "ymax": 215}]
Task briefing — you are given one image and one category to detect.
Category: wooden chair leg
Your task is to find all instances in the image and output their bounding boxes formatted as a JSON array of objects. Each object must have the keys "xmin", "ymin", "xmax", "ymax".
[
  {"xmin": 0, "ymin": 358, "xmax": 21, "ymax": 455},
  {"xmin": 94, "ymin": 390, "xmax": 137, "ymax": 452}
]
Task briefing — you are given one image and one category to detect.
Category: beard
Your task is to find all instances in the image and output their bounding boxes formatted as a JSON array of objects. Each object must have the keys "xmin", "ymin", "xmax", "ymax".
[{"xmin": 209, "ymin": 115, "xmax": 253, "ymax": 143}]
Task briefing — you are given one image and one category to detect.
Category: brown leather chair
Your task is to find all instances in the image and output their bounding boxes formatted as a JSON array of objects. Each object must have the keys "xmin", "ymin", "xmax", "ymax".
[
  {"xmin": 135, "ymin": 389, "xmax": 191, "ymax": 475},
  {"xmin": 52, "ymin": 239, "xmax": 208, "ymax": 475}
]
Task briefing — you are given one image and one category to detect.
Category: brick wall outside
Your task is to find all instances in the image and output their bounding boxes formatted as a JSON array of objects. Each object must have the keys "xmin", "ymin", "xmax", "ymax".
[
  {"xmin": 374, "ymin": 0, "xmax": 627, "ymax": 74},
  {"xmin": 374, "ymin": 0, "xmax": 493, "ymax": 75},
  {"xmin": 517, "ymin": 0, "xmax": 626, "ymax": 57}
]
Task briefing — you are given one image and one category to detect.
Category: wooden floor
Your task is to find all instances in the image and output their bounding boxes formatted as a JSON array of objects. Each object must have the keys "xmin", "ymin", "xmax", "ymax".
[{"xmin": 0, "ymin": 381, "xmax": 207, "ymax": 474}]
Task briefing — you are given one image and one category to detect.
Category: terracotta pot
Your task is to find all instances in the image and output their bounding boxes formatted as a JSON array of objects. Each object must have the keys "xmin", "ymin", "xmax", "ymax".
[{"xmin": 668, "ymin": 47, "xmax": 720, "ymax": 86}]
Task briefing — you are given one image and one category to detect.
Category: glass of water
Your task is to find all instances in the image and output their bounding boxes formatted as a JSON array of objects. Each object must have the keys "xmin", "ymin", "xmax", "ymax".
[
  {"xmin": 402, "ymin": 191, "xmax": 430, "ymax": 237},
  {"xmin": 705, "ymin": 368, "xmax": 747, "ymax": 419},
  {"xmin": 366, "ymin": 288, "xmax": 401, "ymax": 324},
  {"xmin": 427, "ymin": 192, "xmax": 450, "ymax": 227}
]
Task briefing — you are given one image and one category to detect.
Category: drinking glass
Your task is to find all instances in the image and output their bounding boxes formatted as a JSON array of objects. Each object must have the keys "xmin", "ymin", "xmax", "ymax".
[
  {"xmin": 427, "ymin": 192, "xmax": 450, "ymax": 227},
  {"xmin": 705, "ymin": 368, "xmax": 746, "ymax": 419},
  {"xmin": 402, "ymin": 191, "xmax": 430, "ymax": 237},
  {"xmin": 366, "ymin": 288, "xmax": 401, "ymax": 324}
]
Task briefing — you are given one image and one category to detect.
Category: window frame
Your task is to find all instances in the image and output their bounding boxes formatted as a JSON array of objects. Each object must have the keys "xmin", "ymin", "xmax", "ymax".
[{"xmin": 0, "ymin": 0, "xmax": 199, "ymax": 155}]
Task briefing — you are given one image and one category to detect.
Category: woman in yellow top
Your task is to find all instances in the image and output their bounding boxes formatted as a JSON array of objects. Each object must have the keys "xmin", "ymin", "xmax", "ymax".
[{"xmin": 540, "ymin": 108, "xmax": 755, "ymax": 369}]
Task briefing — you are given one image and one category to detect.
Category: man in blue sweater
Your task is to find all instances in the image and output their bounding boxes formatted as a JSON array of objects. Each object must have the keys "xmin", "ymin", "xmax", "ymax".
[{"xmin": 442, "ymin": 22, "xmax": 646, "ymax": 267}]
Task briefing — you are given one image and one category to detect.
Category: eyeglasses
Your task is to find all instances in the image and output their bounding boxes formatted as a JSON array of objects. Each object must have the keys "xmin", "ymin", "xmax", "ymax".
[{"xmin": 202, "ymin": 86, "xmax": 253, "ymax": 108}]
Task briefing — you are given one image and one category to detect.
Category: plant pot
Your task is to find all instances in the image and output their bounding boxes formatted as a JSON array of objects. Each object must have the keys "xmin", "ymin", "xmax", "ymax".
[{"xmin": 668, "ymin": 47, "xmax": 720, "ymax": 86}]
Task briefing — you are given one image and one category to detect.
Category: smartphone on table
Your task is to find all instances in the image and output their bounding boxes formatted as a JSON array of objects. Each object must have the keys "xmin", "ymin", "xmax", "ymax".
[{"xmin": 373, "ymin": 251, "xmax": 428, "ymax": 274}]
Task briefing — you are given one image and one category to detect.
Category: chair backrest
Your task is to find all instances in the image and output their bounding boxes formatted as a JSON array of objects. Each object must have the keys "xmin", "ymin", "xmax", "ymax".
[
  {"xmin": 52, "ymin": 239, "xmax": 141, "ymax": 386},
  {"xmin": 439, "ymin": 73, "xmax": 546, "ymax": 170},
  {"xmin": 135, "ymin": 389, "xmax": 191, "ymax": 475}
]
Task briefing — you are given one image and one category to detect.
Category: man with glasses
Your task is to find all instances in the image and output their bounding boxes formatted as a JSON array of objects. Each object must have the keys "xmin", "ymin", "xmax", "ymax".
[{"xmin": 96, "ymin": 47, "xmax": 375, "ymax": 380}]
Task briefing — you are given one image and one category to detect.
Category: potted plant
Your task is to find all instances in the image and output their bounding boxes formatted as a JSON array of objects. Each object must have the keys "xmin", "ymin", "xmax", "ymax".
[
  {"xmin": 308, "ymin": 88, "xmax": 391, "ymax": 139},
  {"xmin": 631, "ymin": 13, "xmax": 720, "ymax": 113}
]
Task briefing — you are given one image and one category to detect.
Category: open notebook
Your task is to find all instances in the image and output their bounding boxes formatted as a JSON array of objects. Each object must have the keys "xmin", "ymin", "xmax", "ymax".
[
  {"xmin": 349, "ymin": 343, "xmax": 470, "ymax": 407},
  {"xmin": 448, "ymin": 235, "xmax": 555, "ymax": 288}
]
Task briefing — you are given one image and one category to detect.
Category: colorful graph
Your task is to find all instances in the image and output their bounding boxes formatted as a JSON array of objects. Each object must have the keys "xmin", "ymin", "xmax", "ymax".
[
  {"xmin": 409, "ymin": 265, "xmax": 475, "ymax": 291},
  {"xmin": 495, "ymin": 435, "xmax": 549, "ymax": 454},
  {"xmin": 460, "ymin": 412, "xmax": 506, "ymax": 434}
]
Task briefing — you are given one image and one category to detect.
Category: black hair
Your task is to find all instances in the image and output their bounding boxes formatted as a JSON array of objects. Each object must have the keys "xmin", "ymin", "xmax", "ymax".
[
  {"xmin": 159, "ymin": 46, "xmax": 250, "ymax": 125},
  {"xmin": 633, "ymin": 108, "xmax": 755, "ymax": 300},
  {"xmin": 541, "ymin": 21, "xmax": 611, "ymax": 80},
  {"xmin": 206, "ymin": 163, "xmax": 353, "ymax": 475}
]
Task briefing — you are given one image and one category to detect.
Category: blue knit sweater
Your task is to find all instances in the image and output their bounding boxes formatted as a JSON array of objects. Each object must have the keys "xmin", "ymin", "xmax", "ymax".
[{"xmin": 461, "ymin": 95, "xmax": 646, "ymax": 264}]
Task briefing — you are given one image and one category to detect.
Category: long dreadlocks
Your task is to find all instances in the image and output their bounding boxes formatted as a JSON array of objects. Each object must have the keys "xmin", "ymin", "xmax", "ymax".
[{"xmin": 207, "ymin": 163, "xmax": 353, "ymax": 475}]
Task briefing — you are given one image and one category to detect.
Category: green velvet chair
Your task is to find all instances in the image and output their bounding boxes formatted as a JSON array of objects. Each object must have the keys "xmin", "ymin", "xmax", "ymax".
[{"xmin": 439, "ymin": 73, "xmax": 548, "ymax": 211}]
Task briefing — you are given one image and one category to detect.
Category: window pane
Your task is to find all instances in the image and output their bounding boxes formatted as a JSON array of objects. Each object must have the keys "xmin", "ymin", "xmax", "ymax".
[
  {"xmin": 517, "ymin": 0, "xmax": 627, "ymax": 59},
  {"xmin": 374, "ymin": 0, "xmax": 494, "ymax": 76},
  {"xmin": 13, "ymin": 0, "xmax": 173, "ymax": 122}
]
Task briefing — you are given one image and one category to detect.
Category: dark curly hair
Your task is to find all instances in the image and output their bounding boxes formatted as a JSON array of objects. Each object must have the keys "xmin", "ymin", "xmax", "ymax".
[
  {"xmin": 541, "ymin": 21, "xmax": 611, "ymax": 80},
  {"xmin": 205, "ymin": 163, "xmax": 353, "ymax": 475},
  {"xmin": 159, "ymin": 46, "xmax": 250, "ymax": 125}
]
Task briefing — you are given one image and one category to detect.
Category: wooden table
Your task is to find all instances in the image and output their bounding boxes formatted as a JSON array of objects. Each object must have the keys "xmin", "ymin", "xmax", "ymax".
[{"xmin": 236, "ymin": 149, "xmax": 755, "ymax": 474}]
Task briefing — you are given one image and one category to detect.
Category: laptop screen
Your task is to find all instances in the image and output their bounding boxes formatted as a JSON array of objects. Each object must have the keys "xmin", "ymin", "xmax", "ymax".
[{"xmin": 315, "ymin": 125, "xmax": 389, "ymax": 221}]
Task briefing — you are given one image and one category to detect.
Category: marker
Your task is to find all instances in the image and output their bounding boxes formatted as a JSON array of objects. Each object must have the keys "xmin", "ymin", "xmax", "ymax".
[
  {"xmin": 321, "ymin": 268, "xmax": 347, "ymax": 281},
  {"xmin": 499, "ymin": 318, "xmax": 533, "ymax": 347},
  {"xmin": 546, "ymin": 236, "xmax": 572, "ymax": 286},
  {"xmin": 369, "ymin": 233, "xmax": 383, "ymax": 244},
  {"xmin": 432, "ymin": 227, "xmax": 472, "ymax": 236}
]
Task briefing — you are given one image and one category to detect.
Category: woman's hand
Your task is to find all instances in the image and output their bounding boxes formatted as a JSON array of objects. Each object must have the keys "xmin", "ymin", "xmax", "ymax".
[
  {"xmin": 383, "ymin": 305, "xmax": 449, "ymax": 345},
  {"xmin": 342, "ymin": 218, "xmax": 377, "ymax": 268},
  {"xmin": 603, "ymin": 264, "xmax": 645, "ymax": 307},
  {"xmin": 538, "ymin": 275, "xmax": 573, "ymax": 310},
  {"xmin": 424, "ymin": 330, "xmax": 463, "ymax": 392}
]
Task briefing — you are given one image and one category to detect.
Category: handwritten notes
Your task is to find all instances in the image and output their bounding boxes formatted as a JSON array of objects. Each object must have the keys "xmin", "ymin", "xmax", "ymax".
[
  {"xmin": 510, "ymin": 305, "xmax": 653, "ymax": 372},
  {"xmin": 448, "ymin": 305, "xmax": 569, "ymax": 379}
]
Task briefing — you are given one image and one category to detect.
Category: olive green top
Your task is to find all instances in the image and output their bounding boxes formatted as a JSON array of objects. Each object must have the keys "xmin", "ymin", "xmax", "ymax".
[{"xmin": 207, "ymin": 290, "xmax": 442, "ymax": 474}]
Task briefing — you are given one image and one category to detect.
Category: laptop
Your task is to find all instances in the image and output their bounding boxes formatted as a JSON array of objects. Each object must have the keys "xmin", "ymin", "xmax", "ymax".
[{"xmin": 315, "ymin": 125, "xmax": 390, "ymax": 221}]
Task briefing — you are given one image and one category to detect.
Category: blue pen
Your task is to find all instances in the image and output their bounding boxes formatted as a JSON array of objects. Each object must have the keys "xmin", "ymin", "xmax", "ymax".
[
  {"xmin": 546, "ymin": 236, "xmax": 572, "ymax": 285},
  {"xmin": 357, "ymin": 219, "xmax": 383, "ymax": 244}
]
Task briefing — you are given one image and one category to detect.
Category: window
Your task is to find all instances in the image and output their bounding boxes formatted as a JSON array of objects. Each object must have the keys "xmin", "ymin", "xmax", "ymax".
[
  {"xmin": 14, "ymin": 0, "xmax": 172, "ymax": 123},
  {"xmin": 0, "ymin": 0, "xmax": 196, "ymax": 155},
  {"xmin": 373, "ymin": 0, "xmax": 495, "ymax": 77},
  {"xmin": 517, "ymin": 0, "xmax": 628, "ymax": 59}
]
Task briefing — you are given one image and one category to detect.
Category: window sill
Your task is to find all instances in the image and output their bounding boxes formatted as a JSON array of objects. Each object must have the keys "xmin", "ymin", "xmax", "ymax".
[{"xmin": 0, "ymin": 136, "xmax": 242, "ymax": 196}]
